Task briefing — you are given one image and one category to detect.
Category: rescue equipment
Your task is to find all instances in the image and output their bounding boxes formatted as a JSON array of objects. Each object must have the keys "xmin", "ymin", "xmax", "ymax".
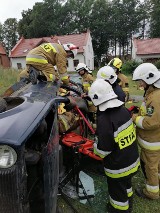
[{"xmin": 62, "ymin": 132, "xmax": 102, "ymax": 161}]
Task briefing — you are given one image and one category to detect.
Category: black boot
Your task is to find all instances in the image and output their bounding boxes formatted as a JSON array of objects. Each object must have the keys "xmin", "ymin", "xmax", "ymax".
[
  {"xmin": 135, "ymin": 188, "xmax": 149, "ymax": 199},
  {"xmin": 29, "ymin": 66, "xmax": 39, "ymax": 85}
]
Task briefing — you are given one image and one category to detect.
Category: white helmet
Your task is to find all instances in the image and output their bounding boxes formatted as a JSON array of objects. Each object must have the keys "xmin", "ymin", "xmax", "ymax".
[
  {"xmin": 132, "ymin": 63, "xmax": 160, "ymax": 88},
  {"xmin": 76, "ymin": 63, "xmax": 92, "ymax": 74},
  {"xmin": 63, "ymin": 43, "xmax": 79, "ymax": 58},
  {"xmin": 97, "ymin": 66, "xmax": 117, "ymax": 84},
  {"xmin": 88, "ymin": 79, "xmax": 123, "ymax": 111}
]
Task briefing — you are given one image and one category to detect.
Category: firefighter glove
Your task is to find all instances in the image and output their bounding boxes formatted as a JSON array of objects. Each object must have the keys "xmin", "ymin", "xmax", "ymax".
[{"xmin": 64, "ymin": 96, "xmax": 76, "ymax": 111}]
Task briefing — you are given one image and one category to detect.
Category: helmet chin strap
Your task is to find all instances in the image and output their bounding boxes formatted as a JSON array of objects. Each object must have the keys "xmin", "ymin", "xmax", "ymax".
[{"xmin": 143, "ymin": 84, "xmax": 150, "ymax": 97}]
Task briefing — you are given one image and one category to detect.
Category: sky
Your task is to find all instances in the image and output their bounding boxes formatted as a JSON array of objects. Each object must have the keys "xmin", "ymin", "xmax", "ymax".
[
  {"xmin": 0, "ymin": 0, "xmax": 144, "ymax": 24},
  {"xmin": 0, "ymin": 0, "xmax": 44, "ymax": 24}
]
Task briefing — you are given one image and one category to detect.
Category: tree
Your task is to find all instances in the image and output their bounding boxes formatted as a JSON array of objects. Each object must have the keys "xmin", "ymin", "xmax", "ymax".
[
  {"xmin": 0, "ymin": 22, "xmax": 3, "ymax": 42},
  {"xmin": 111, "ymin": 0, "xmax": 145, "ymax": 57},
  {"xmin": 89, "ymin": 0, "xmax": 113, "ymax": 66},
  {"xmin": 2, "ymin": 18, "xmax": 18, "ymax": 55},
  {"xmin": 149, "ymin": 0, "xmax": 160, "ymax": 37}
]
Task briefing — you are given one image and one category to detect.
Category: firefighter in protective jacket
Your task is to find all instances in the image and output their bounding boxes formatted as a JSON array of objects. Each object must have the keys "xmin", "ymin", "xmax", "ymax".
[
  {"xmin": 108, "ymin": 58, "xmax": 129, "ymax": 101},
  {"xmin": 97, "ymin": 65, "xmax": 126, "ymax": 102},
  {"xmin": 89, "ymin": 79, "xmax": 140, "ymax": 213},
  {"xmin": 19, "ymin": 43, "xmax": 78, "ymax": 85},
  {"xmin": 76, "ymin": 63, "xmax": 96, "ymax": 123},
  {"xmin": 132, "ymin": 63, "xmax": 160, "ymax": 200}
]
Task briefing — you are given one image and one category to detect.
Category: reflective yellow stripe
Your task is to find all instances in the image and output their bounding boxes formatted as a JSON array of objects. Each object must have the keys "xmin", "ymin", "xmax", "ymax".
[
  {"xmin": 127, "ymin": 191, "xmax": 133, "ymax": 197},
  {"xmin": 137, "ymin": 136, "xmax": 160, "ymax": 150},
  {"xmin": 123, "ymin": 87, "xmax": 129, "ymax": 92},
  {"xmin": 140, "ymin": 101, "xmax": 146, "ymax": 116},
  {"xmin": 146, "ymin": 184, "xmax": 159, "ymax": 193},
  {"xmin": 26, "ymin": 58, "xmax": 48, "ymax": 64},
  {"xmin": 100, "ymin": 72, "xmax": 109, "ymax": 78},
  {"xmin": 127, "ymin": 187, "xmax": 133, "ymax": 197},
  {"xmin": 110, "ymin": 196, "xmax": 129, "ymax": 211},
  {"xmin": 40, "ymin": 43, "xmax": 57, "ymax": 53},
  {"xmin": 59, "ymin": 115, "xmax": 69, "ymax": 131},
  {"xmin": 49, "ymin": 74, "xmax": 55, "ymax": 81},
  {"xmin": 94, "ymin": 148, "xmax": 105, "ymax": 158},
  {"xmin": 88, "ymin": 100, "xmax": 93, "ymax": 106},
  {"xmin": 61, "ymin": 75, "xmax": 69, "ymax": 80},
  {"xmin": 114, "ymin": 119, "xmax": 132, "ymax": 137},
  {"xmin": 94, "ymin": 143, "xmax": 111, "ymax": 158},
  {"xmin": 135, "ymin": 116, "xmax": 144, "ymax": 129},
  {"xmin": 83, "ymin": 83, "xmax": 90, "ymax": 87},
  {"xmin": 105, "ymin": 158, "xmax": 140, "ymax": 178},
  {"xmin": 114, "ymin": 123, "xmax": 136, "ymax": 150}
]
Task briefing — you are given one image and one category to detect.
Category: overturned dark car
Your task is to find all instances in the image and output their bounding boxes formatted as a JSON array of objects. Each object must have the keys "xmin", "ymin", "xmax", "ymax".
[{"xmin": 0, "ymin": 81, "xmax": 69, "ymax": 213}]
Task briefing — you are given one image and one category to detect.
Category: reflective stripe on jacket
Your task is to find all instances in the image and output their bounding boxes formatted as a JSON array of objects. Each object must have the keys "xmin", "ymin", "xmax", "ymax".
[{"xmin": 26, "ymin": 43, "xmax": 67, "ymax": 76}]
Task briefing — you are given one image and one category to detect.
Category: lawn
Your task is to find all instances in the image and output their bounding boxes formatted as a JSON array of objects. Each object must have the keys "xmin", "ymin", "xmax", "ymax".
[
  {"xmin": 0, "ymin": 68, "xmax": 160, "ymax": 213},
  {"xmin": 0, "ymin": 66, "xmax": 20, "ymax": 95}
]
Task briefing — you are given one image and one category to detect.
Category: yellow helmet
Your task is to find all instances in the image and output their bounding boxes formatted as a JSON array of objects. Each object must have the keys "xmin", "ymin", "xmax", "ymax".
[{"xmin": 108, "ymin": 58, "xmax": 122, "ymax": 70}]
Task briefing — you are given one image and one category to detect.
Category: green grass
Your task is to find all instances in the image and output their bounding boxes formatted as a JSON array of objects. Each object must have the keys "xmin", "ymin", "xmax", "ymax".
[
  {"xmin": 0, "ymin": 67, "xmax": 160, "ymax": 212},
  {"xmin": 57, "ymin": 158, "xmax": 160, "ymax": 213},
  {"xmin": 0, "ymin": 66, "xmax": 20, "ymax": 95}
]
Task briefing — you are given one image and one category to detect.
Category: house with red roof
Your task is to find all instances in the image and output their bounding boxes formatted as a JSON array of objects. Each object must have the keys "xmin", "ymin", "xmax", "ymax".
[
  {"xmin": 9, "ymin": 30, "xmax": 94, "ymax": 71},
  {"xmin": 0, "ymin": 43, "xmax": 10, "ymax": 67},
  {"xmin": 132, "ymin": 38, "xmax": 160, "ymax": 63}
]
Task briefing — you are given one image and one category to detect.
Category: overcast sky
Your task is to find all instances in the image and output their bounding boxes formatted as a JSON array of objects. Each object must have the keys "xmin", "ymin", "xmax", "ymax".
[
  {"xmin": 0, "ymin": 0, "xmax": 43, "ymax": 24},
  {"xmin": 0, "ymin": 0, "xmax": 144, "ymax": 24}
]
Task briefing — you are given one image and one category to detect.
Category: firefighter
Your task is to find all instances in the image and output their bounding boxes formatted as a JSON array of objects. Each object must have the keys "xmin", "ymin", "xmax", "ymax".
[
  {"xmin": 97, "ymin": 65, "xmax": 126, "ymax": 102},
  {"xmin": 19, "ymin": 43, "xmax": 78, "ymax": 85},
  {"xmin": 57, "ymin": 89, "xmax": 84, "ymax": 134},
  {"xmin": 89, "ymin": 79, "xmax": 140, "ymax": 213},
  {"xmin": 132, "ymin": 63, "xmax": 160, "ymax": 200},
  {"xmin": 76, "ymin": 63, "xmax": 96, "ymax": 124},
  {"xmin": 76, "ymin": 63, "xmax": 94, "ymax": 93},
  {"xmin": 108, "ymin": 58, "xmax": 129, "ymax": 101}
]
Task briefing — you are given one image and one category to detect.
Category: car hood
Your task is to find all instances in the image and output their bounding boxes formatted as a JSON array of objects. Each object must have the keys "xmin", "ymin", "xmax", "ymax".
[{"xmin": 0, "ymin": 82, "xmax": 60, "ymax": 146}]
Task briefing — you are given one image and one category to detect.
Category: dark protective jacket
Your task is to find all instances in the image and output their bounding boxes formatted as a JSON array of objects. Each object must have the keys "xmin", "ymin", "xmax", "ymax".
[
  {"xmin": 94, "ymin": 106, "xmax": 140, "ymax": 178},
  {"xmin": 112, "ymin": 81, "xmax": 126, "ymax": 102}
]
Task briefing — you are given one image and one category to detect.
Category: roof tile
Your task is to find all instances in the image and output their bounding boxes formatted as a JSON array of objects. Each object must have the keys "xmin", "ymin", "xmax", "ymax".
[{"xmin": 134, "ymin": 38, "xmax": 160, "ymax": 55}]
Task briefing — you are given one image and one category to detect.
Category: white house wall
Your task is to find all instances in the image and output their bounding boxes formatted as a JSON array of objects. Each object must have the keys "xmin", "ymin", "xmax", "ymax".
[
  {"xmin": 11, "ymin": 54, "xmax": 86, "ymax": 71},
  {"xmin": 11, "ymin": 57, "xmax": 26, "ymax": 69},
  {"xmin": 83, "ymin": 34, "xmax": 94, "ymax": 70},
  {"xmin": 67, "ymin": 54, "xmax": 85, "ymax": 72}
]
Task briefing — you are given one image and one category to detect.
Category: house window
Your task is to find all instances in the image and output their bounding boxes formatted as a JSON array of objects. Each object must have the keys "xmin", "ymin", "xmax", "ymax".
[
  {"xmin": 66, "ymin": 60, "xmax": 68, "ymax": 67},
  {"xmin": 73, "ymin": 60, "xmax": 79, "ymax": 67},
  {"xmin": 17, "ymin": 63, "xmax": 22, "ymax": 69}
]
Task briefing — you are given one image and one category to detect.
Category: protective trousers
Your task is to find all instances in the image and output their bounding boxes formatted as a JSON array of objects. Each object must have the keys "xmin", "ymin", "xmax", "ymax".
[
  {"xmin": 140, "ymin": 149, "xmax": 160, "ymax": 199},
  {"xmin": 107, "ymin": 176, "xmax": 133, "ymax": 213}
]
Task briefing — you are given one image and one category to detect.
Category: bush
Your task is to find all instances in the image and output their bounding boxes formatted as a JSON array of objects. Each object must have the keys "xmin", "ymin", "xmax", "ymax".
[
  {"xmin": 154, "ymin": 60, "xmax": 160, "ymax": 69},
  {"xmin": 121, "ymin": 60, "xmax": 141, "ymax": 75}
]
